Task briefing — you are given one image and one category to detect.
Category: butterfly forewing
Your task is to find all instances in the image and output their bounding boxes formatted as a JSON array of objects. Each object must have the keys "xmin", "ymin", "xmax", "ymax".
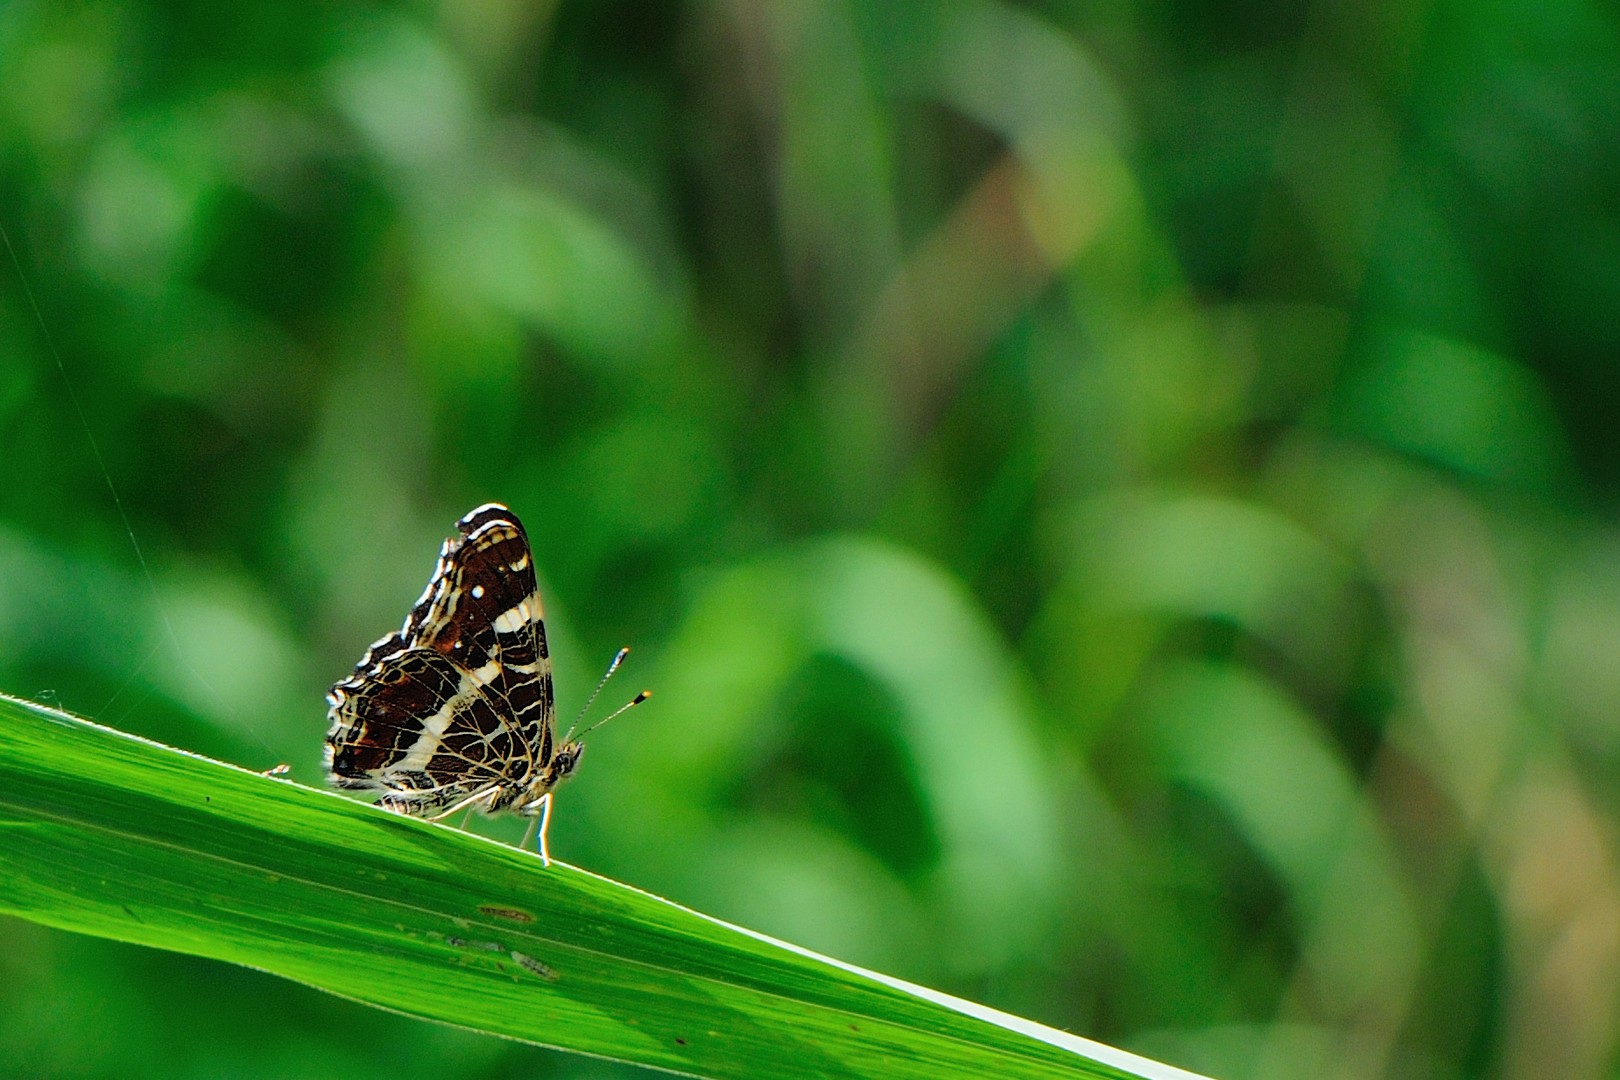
[{"xmin": 324, "ymin": 503, "xmax": 557, "ymax": 815}]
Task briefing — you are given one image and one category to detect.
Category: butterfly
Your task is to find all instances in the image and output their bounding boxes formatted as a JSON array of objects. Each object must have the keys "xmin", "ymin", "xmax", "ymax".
[{"xmin": 323, "ymin": 503, "xmax": 644, "ymax": 864}]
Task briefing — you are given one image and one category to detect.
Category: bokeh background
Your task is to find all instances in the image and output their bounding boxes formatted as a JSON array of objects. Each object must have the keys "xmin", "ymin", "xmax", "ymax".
[{"xmin": 2, "ymin": 2, "xmax": 1619, "ymax": 1078}]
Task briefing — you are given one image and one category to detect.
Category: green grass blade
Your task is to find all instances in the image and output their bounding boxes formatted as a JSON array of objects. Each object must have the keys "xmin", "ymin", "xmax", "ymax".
[{"xmin": 0, "ymin": 693, "xmax": 1204, "ymax": 1080}]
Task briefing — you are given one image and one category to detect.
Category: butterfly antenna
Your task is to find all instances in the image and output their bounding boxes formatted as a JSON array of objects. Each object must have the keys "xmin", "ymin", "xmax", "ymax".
[
  {"xmin": 573, "ymin": 689, "xmax": 651, "ymax": 741},
  {"xmin": 565, "ymin": 646, "xmax": 632, "ymax": 740}
]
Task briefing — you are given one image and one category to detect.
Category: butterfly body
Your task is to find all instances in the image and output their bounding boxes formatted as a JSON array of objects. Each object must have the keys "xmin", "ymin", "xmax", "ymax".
[{"xmin": 324, "ymin": 503, "xmax": 576, "ymax": 860}]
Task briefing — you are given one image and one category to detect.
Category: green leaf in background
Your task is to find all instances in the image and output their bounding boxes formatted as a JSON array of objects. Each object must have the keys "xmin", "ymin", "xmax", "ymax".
[{"xmin": 0, "ymin": 692, "xmax": 1205, "ymax": 1080}]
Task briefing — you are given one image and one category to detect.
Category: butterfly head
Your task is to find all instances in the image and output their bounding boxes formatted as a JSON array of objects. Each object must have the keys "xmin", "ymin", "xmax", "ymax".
[{"xmin": 547, "ymin": 739, "xmax": 584, "ymax": 785}]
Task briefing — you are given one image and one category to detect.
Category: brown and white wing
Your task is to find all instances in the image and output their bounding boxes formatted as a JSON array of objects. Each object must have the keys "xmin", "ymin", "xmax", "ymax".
[{"xmin": 323, "ymin": 503, "xmax": 555, "ymax": 812}]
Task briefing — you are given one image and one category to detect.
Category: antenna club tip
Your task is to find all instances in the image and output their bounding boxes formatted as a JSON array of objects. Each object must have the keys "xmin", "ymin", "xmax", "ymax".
[{"xmin": 633, "ymin": 690, "xmax": 652, "ymax": 703}]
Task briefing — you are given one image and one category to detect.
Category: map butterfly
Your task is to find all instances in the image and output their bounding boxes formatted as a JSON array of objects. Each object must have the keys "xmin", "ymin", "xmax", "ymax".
[{"xmin": 324, "ymin": 503, "xmax": 642, "ymax": 864}]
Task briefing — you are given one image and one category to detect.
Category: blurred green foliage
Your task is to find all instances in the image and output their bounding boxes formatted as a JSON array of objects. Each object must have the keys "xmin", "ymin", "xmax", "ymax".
[{"xmin": 1, "ymin": 1, "xmax": 1618, "ymax": 1078}]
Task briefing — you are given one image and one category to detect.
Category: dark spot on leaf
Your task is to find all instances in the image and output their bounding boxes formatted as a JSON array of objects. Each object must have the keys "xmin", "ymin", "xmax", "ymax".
[
  {"xmin": 511, "ymin": 951, "xmax": 558, "ymax": 980},
  {"xmin": 478, "ymin": 904, "xmax": 534, "ymax": 923}
]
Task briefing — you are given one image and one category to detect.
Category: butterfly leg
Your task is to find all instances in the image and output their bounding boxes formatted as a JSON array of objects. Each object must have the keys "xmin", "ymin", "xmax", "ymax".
[
  {"xmin": 426, "ymin": 784, "xmax": 500, "ymax": 822},
  {"xmin": 520, "ymin": 792, "xmax": 555, "ymax": 867},
  {"xmin": 519, "ymin": 811, "xmax": 541, "ymax": 862}
]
